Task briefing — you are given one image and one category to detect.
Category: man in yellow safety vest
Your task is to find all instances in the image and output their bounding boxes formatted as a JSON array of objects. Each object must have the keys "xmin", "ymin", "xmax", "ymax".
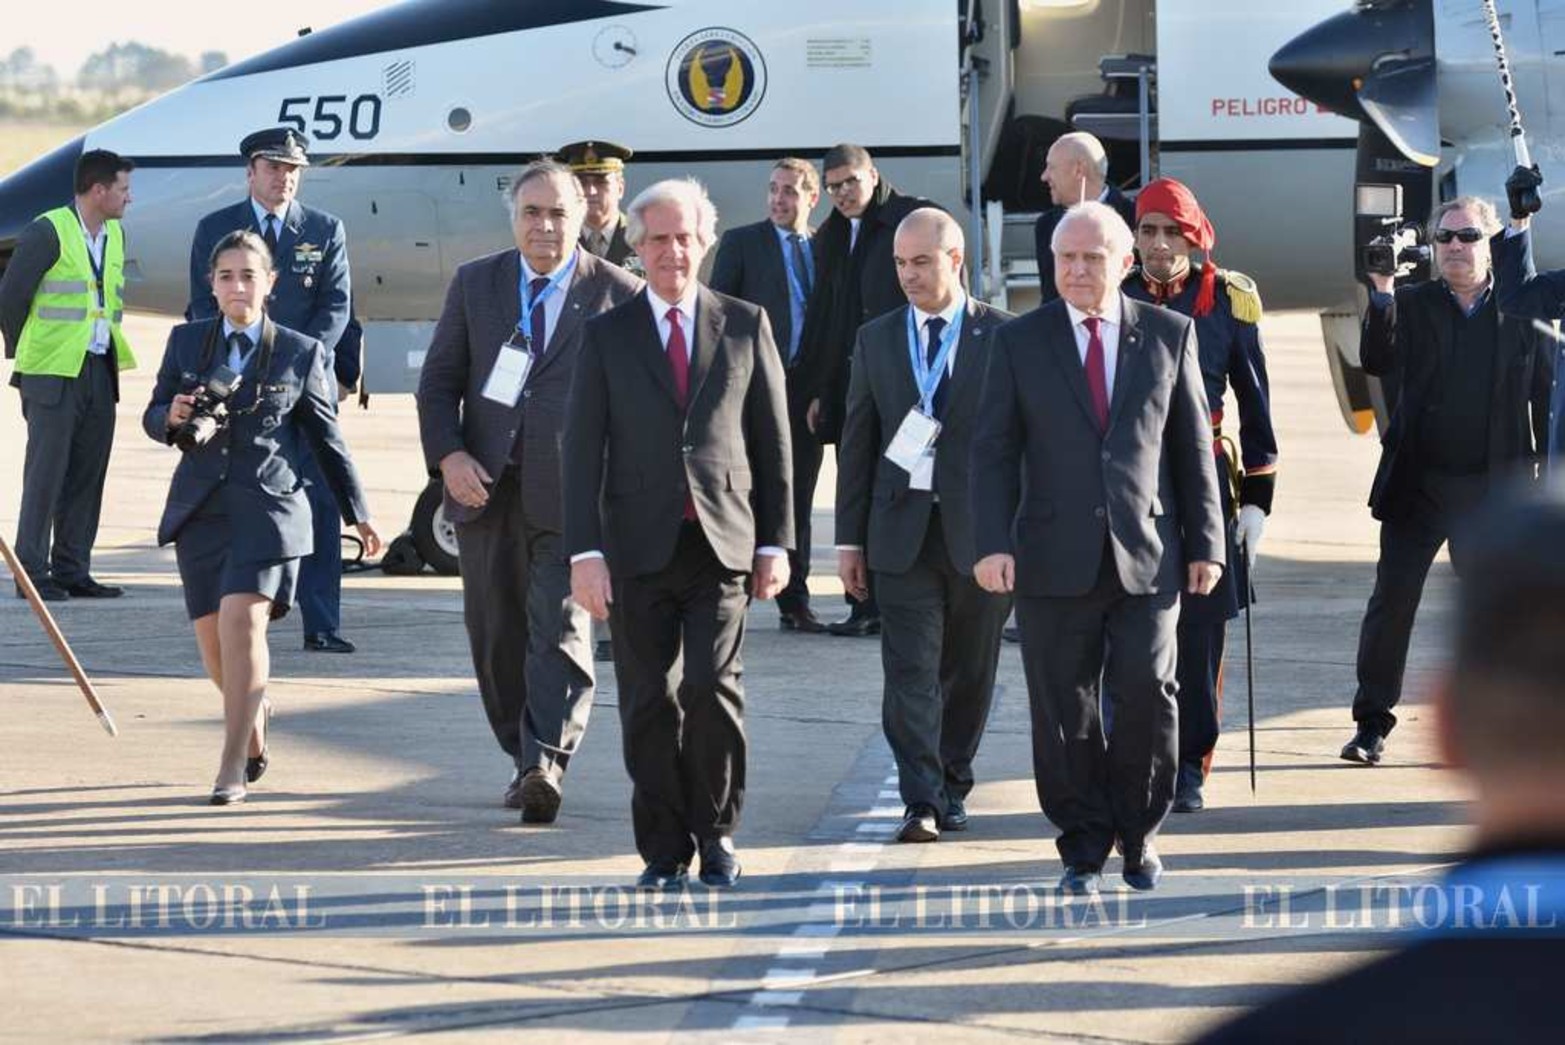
[{"xmin": 0, "ymin": 149, "xmax": 136, "ymax": 601}]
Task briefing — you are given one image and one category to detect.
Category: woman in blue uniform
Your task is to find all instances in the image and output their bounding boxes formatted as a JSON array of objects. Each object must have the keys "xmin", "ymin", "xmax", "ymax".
[{"xmin": 144, "ymin": 230, "xmax": 381, "ymax": 805}]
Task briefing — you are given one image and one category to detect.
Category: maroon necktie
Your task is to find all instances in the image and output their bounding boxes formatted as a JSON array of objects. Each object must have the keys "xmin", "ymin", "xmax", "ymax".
[
  {"xmin": 527, "ymin": 276, "xmax": 548, "ymax": 351},
  {"xmin": 666, "ymin": 307, "xmax": 696, "ymax": 520},
  {"xmin": 1082, "ymin": 316, "xmax": 1110, "ymax": 432}
]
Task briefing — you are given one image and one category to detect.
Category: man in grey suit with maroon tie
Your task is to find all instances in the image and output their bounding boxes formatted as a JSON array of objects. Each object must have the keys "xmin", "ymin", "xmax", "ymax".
[
  {"xmin": 972, "ymin": 201, "xmax": 1225, "ymax": 895},
  {"xmin": 417, "ymin": 160, "xmax": 641, "ymax": 823},
  {"xmin": 565, "ymin": 179, "xmax": 793, "ymax": 891}
]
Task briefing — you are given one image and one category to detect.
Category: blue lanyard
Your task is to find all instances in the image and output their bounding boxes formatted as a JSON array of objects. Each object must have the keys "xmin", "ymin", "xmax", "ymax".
[
  {"xmin": 905, "ymin": 303, "xmax": 964, "ymax": 415},
  {"xmin": 517, "ymin": 250, "xmax": 579, "ymax": 348}
]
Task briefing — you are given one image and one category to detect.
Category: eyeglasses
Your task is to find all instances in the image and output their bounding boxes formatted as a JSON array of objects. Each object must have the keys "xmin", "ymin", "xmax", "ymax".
[
  {"xmin": 824, "ymin": 174, "xmax": 864, "ymax": 196},
  {"xmin": 1433, "ymin": 227, "xmax": 1485, "ymax": 244}
]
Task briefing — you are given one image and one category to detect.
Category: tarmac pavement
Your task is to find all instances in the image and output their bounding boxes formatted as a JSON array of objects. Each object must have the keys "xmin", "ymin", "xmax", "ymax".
[{"xmin": 1, "ymin": 310, "xmax": 1472, "ymax": 1042}]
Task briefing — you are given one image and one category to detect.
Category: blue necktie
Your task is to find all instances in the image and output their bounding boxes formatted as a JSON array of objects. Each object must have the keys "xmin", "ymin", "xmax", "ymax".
[
  {"xmin": 925, "ymin": 316, "xmax": 948, "ymax": 418},
  {"xmin": 527, "ymin": 277, "xmax": 548, "ymax": 351}
]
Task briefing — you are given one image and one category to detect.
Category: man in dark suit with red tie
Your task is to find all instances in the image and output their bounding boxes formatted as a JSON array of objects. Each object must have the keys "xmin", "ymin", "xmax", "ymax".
[
  {"xmin": 564, "ymin": 179, "xmax": 794, "ymax": 890},
  {"xmin": 972, "ymin": 201, "xmax": 1225, "ymax": 895},
  {"xmin": 417, "ymin": 160, "xmax": 642, "ymax": 821}
]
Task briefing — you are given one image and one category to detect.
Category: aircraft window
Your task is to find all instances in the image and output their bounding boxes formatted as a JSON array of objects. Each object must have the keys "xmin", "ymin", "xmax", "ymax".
[{"xmin": 448, "ymin": 107, "xmax": 473, "ymax": 133}]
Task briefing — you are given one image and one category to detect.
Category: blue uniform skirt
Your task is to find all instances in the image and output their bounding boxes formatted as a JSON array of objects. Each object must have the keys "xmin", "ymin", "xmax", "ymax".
[{"xmin": 174, "ymin": 486, "xmax": 300, "ymax": 621}]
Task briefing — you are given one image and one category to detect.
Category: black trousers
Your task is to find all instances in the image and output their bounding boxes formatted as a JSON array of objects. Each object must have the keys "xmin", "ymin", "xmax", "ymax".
[
  {"xmin": 1353, "ymin": 472, "xmax": 1486, "ymax": 736},
  {"xmin": 1015, "ymin": 543, "xmax": 1179, "ymax": 869},
  {"xmin": 876, "ymin": 508, "xmax": 1011, "ymax": 811},
  {"xmin": 777, "ymin": 382, "xmax": 822, "ymax": 615},
  {"xmin": 456, "ymin": 472, "xmax": 596, "ymax": 775},
  {"xmin": 611, "ymin": 522, "xmax": 750, "ymax": 866}
]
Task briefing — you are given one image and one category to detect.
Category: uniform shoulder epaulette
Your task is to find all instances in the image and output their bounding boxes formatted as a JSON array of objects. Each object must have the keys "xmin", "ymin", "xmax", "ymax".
[{"xmin": 1222, "ymin": 270, "xmax": 1263, "ymax": 324}]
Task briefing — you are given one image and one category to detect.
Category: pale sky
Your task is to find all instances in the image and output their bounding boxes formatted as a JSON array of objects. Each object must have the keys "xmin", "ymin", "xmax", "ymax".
[{"xmin": 8, "ymin": 0, "xmax": 392, "ymax": 77}]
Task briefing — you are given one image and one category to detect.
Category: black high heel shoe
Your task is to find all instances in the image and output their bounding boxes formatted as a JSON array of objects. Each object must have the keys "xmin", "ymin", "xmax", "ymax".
[{"xmin": 245, "ymin": 699, "xmax": 273, "ymax": 783}]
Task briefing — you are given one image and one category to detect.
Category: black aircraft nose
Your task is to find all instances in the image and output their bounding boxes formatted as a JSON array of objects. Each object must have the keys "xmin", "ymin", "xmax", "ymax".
[
  {"xmin": 0, "ymin": 134, "xmax": 84, "ymax": 258},
  {"xmin": 1270, "ymin": 0, "xmax": 1434, "ymax": 121}
]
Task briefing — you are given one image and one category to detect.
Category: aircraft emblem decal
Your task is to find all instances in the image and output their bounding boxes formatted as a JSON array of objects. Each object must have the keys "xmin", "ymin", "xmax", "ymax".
[{"xmin": 666, "ymin": 27, "xmax": 767, "ymax": 128}]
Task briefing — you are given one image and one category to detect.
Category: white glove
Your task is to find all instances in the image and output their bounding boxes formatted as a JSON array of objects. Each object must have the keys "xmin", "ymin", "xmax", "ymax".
[{"xmin": 1236, "ymin": 504, "xmax": 1266, "ymax": 564}]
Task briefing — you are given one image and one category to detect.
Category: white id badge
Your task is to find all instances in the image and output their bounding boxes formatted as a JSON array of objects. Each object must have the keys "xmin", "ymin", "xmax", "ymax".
[
  {"xmin": 481, "ymin": 343, "xmax": 535, "ymax": 406},
  {"xmin": 908, "ymin": 449, "xmax": 935, "ymax": 491},
  {"xmin": 885, "ymin": 408, "xmax": 941, "ymax": 473}
]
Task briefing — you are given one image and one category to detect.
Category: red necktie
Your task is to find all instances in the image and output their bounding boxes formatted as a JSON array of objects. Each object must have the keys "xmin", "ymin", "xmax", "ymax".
[
  {"xmin": 666, "ymin": 307, "xmax": 696, "ymax": 520},
  {"xmin": 1083, "ymin": 316, "xmax": 1110, "ymax": 432}
]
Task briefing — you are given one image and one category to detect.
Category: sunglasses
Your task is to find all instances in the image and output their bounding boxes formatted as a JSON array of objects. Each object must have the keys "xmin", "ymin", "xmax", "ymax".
[{"xmin": 1433, "ymin": 227, "xmax": 1485, "ymax": 244}]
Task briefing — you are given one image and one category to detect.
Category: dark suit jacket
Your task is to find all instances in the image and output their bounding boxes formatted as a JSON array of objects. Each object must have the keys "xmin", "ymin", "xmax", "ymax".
[
  {"xmin": 971, "ymin": 294, "xmax": 1224, "ymax": 597},
  {"xmin": 416, "ymin": 248, "xmax": 642, "ymax": 531},
  {"xmin": 709, "ymin": 219, "xmax": 811, "ymax": 362},
  {"xmin": 580, "ymin": 214, "xmax": 635, "ymax": 269},
  {"xmin": 1361, "ymin": 278, "xmax": 1550, "ymax": 523},
  {"xmin": 563, "ymin": 285, "xmax": 793, "ymax": 577},
  {"xmin": 1032, "ymin": 186, "xmax": 1138, "ymax": 304},
  {"xmin": 142, "ymin": 317, "xmax": 367, "ymax": 556},
  {"xmin": 796, "ymin": 183, "xmax": 934, "ymax": 442},
  {"xmin": 835, "ymin": 298, "xmax": 1013, "ymax": 576},
  {"xmin": 188, "ymin": 198, "xmax": 351, "ymax": 361}
]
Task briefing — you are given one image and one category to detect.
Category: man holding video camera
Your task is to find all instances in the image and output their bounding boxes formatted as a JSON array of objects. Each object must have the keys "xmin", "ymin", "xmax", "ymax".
[{"xmin": 1343, "ymin": 195, "xmax": 1552, "ymax": 767}]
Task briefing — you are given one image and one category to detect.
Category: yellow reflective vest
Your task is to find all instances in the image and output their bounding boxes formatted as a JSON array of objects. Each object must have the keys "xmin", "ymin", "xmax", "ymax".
[{"xmin": 14, "ymin": 206, "xmax": 135, "ymax": 377}]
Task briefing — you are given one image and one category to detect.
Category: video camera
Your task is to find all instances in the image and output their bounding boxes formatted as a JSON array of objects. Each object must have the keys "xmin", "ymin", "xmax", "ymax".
[
  {"xmin": 173, "ymin": 364, "xmax": 242, "ymax": 452},
  {"xmin": 1362, "ymin": 223, "xmax": 1430, "ymax": 279}
]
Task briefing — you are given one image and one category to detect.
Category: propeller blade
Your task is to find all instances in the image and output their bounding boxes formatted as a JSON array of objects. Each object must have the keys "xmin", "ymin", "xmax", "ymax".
[{"xmin": 1357, "ymin": 56, "xmax": 1440, "ymax": 168}]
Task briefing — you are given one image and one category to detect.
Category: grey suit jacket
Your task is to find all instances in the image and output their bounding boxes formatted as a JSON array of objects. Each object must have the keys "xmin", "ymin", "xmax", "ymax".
[
  {"xmin": 143, "ymin": 317, "xmax": 367, "ymax": 556},
  {"xmin": 709, "ymin": 219, "xmax": 811, "ymax": 361},
  {"xmin": 835, "ymin": 298, "xmax": 1012, "ymax": 576},
  {"xmin": 416, "ymin": 248, "xmax": 642, "ymax": 531},
  {"xmin": 563, "ymin": 285, "xmax": 794, "ymax": 577},
  {"xmin": 971, "ymin": 294, "xmax": 1224, "ymax": 597}
]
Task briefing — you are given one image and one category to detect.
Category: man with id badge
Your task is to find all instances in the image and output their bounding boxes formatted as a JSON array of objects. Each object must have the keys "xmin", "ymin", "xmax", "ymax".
[
  {"xmin": 417, "ymin": 160, "xmax": 642, "ymax": 823},
  {"xmin": 835, "ymin": 209, "xmax": 1013, "ymax": 843}
]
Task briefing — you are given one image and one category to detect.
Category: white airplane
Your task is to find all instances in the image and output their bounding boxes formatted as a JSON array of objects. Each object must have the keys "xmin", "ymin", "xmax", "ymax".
[{"xmin": 0, "ymin": 0, "xmax": 1546, "ymax": 567}]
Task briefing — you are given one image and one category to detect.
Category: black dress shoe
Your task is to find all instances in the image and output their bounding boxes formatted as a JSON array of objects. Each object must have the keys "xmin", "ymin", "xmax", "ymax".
[
  {"xmin": 17, "ymin": 579, "xmax": 70, "ymax": 601},
  {"xmin": 209, "ymin": 784, "xmax": 247, "ymax": 806},
  {"xmin": 61, "ymin": 577, "xmax": 122, "ymax": 598},
  {"xmin": 1172, "ymin": 763, "xmax": 1205, "ymax": 813},
  {"xmin": 245, "ymin": 699, "xmax": 273, "ymax": 784},
  {"xmin": 1122, "ymin": 843, "xmax": 1164, "ymax": 891},
  {"xmin": 1058, "ymin": 865, "xmax": 1102, "ymax": 895},
  {"xmin": 698, "ymin": 837, "xmax": 742, "ymax": 888},
  {"xmin": 778, "ymin": 607, "xmax": 828, "ymax": 633},
  {"xmin": 303, "ymin": 632, "xmax": 356, "ymax": 653},
  {"xmin": 896, "ymin": 804, "xmax": 940, "ymax": 843},
  {"xmin": 518, "ymin": 767, "xmax": 563, "ymax": 824},
  {"xmin": 827, "ymin": 612, "xmax": 881, "ymax": 637},
  {"xmin": 503, "ymin": 767, "xmax": 526, "ymax": 810},
  {"xmin": 1001, "ymin": 624, "xmax": 1022, "ymax": 644},
  {"xmin": 637, "ymin": 860, "xmax": 689, "ymax": 891},
  {"xmin": 941, "ymin": 798, "xmax": 969, "ymax": 832},
  {"xmin": 1340, "ymin": 727, "xmax": 1386, "ymax": 765}
]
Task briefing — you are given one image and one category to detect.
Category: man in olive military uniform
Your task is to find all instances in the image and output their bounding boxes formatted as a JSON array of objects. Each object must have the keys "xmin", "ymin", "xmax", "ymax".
[
  {"xmin": 1122, "ymin": 177, "xmax": 1279, "ymax": 813},
  {"xmin": 555, "ymin": 140, "xmax": 640, "ymax": 275},
  {"xmin": 187, "ymin": 127, "xmax": 356, "ymax": 653}
]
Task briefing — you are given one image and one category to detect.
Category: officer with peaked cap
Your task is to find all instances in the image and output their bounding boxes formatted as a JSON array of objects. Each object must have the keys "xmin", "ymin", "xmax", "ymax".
[
  {"xmin": 1123, "ymin": 176, "xmax": 1279, "ymax": 813},
  {"xmin": 187, "ymin": 125, "xmax": 357, "ymax": 655},
  {"xmin": 555, "ymin": 140, "xmax": 638, "ymax": 271}
]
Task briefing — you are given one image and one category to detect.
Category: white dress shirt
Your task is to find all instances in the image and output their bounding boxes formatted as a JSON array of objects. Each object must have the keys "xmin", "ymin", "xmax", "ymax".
[
  {"xmin": 1064, "ymin": 296, "xmax": 1122, "ymax": 397},
  {"xmin": 572, "ymin": 284, "xmax": 783, "ymax": 563},
  {"xmin": 911, "ymin": 292, "xmax": 968, "ymax": 379},
  {"xmin": 74, "ymin": 207, "xmax": 111, "ymax": 355},
  {"xmin": 519, "ymin": 249, "xmax": 578, "ymax": 350}
]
